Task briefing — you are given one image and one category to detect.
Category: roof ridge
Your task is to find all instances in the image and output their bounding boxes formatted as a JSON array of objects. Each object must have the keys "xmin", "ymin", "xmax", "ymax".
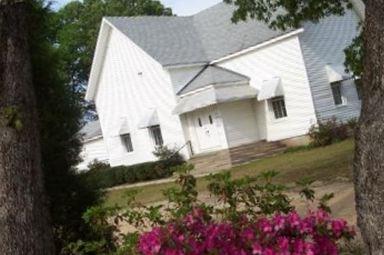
[
  {"xmin": 103, "ymin": 3, "xmax": 292, "ymax": 67},
  {"xmin": 192, "ymin": 2, "xmax": 228, "ymax": 17}
]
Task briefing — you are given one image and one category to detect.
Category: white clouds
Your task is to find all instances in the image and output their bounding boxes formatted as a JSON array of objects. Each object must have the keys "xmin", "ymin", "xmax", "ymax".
[{"xmin": 162, "ymin": 0, "xmax": 221, "ymax": 16}]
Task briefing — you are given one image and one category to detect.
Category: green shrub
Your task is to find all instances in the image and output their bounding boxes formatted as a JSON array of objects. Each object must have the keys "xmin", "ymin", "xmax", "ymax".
[
  {"xmin": 82, "ymin": 157, "xmax": 184, "ymax": 189},
  {"xmin": 309, "ymin": 118, "xmax": 350, "ymax": 147},
  {"xmin": 153, "ymin": 145, "xmax": 185, "ymax": 165},
  {"xmin": 347, "ymin": 117, "xmax": 359, "ymax": 131}
]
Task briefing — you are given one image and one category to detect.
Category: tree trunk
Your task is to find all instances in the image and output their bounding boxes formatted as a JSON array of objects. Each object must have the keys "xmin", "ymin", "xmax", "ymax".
[
  {"xmin": 0, "ymin": 1, "xmax": 54, "ymax": 254},
  {"xmin": 354, "ymin": 0, "xmax": 384, "ymax": 254}
]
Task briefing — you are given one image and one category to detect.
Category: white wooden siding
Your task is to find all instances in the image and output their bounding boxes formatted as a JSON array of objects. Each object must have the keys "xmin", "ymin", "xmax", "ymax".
[
  {"xmin": 299, "ymin": 10, "xmax": 361, "ymax": 122},
  {"xmin": 218, "ymin": 36, "xmax": 317, "ymax": 141},
  {"xmin": 94, "ymin": 27, "xmax": 188, "ymax": 167},
  {"xmin": 218, "ymin": 100, "xmax": 260, "ymax": 147},
  {"xmin": 77, "ymin": 138, "xmax": 109, "ymax": 170},
  {"xmin": 253, "ymin": 100, "xmax": 268, "ymax": 140}
]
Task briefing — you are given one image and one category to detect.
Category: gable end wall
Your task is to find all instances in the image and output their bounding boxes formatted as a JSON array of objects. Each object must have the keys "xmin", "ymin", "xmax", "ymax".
[
  {"xmin": 94, "ymin": 27, "xmax": 187, "ymax": 167},
  {"xmin": 218, "ymin": 35, "xmax": 318, "ymax": 142}
]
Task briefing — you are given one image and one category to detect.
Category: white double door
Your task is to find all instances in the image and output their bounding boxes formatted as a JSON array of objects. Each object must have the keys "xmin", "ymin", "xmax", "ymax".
[{"xmin": 193, "ymin": 108, "xmax": 221, "ymax": 152}]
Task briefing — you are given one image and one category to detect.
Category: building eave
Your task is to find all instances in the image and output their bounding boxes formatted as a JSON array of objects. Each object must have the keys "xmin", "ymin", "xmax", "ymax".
[
  {"xmin": 85, "ymin": 19, "xmax": 112, "ymax": 101},
  {"xmin": 210, "ymin": 28, "xmax": 305, "ymax": 65}
]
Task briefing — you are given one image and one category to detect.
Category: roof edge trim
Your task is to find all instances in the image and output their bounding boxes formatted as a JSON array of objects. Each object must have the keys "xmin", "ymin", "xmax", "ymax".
[
  {"xmin": 86, "ymin": 19, "xmax": 112, "ymax": 101},
  {"xmin": 210, "ymin": 28, "xmax": 304, "ymax": 65}
]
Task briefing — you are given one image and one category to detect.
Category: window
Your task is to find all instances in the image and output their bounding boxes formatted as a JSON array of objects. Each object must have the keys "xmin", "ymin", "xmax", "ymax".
[
  {"xmin": 331, "ymin": 82, "xmax": 343, "ymax": 105},
  {"xmin": 198, "ymin": 118, "xmax": 202, "ymax": 127},
  {"xmin": 209, "ymin": 115, "xmax": 213, "ymax": 125},
  {"xmin": 355, "ymin": 79, "xmax": 362, "ymax": 100},
  {"xmin": 121, "ymin": 134, "xmax": 133, "ymax": 152},
  {"xmin": 271, "ymin": 97, "xmax": 288, "ymax": 119},
  {"xmin": 149, "ymin": 125, "xmax": 163, "ymax": 146}
]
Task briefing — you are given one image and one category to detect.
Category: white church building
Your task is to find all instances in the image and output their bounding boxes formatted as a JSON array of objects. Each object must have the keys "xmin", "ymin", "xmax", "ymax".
[{"xmin": 78, "ymin": 2, "xmax": 363, "ymax": 171}]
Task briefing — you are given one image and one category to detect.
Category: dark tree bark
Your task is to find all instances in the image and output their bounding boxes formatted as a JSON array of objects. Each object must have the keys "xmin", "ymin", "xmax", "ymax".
[
  {"xmin": 0, "ymin": 1, "xmax": 54, "ymax": 254},
  {"xmin": 354, "ymin": 1, "xmax": 384, "ymax": 254}
]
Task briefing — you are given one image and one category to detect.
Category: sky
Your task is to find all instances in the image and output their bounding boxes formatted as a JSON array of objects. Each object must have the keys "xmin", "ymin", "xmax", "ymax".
[{"xmin": 52, "ymin": 0, "xmax": 222, "ymax": 15}]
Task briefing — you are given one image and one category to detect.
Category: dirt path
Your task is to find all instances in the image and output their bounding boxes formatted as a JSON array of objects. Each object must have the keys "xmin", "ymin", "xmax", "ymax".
[{"xmin": 290, "ymin": 181, "xmax": 356, "ymax": 224}]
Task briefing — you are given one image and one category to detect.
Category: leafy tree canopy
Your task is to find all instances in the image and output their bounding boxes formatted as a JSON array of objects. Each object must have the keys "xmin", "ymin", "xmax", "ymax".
[
  {"xmin": 30, "ymin": 2, "xmax": 103, "ymax": 252},
  {"xmin": 224, "ymin": 0, "xmax": 352, "ymax": 29}
]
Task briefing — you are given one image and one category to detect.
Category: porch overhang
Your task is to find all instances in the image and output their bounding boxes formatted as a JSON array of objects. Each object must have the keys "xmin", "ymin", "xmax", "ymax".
[
  {"xmin": 138, "ymin": 109, "xmax": 160, "ymax": 129},
  {"xmin": 173, "ymin": 84, "xmax": 257, "ymax": 115},
  {"xmin": 257, "ymin": 77, "xmax": 284, "ymax": 101},
  {"xmin": 119, "ymin": 120, "xmax": 131, "ymax": 135},
  {"xmin": 325, "ymin": 64, "xmax": 352, "ymax": 83}
]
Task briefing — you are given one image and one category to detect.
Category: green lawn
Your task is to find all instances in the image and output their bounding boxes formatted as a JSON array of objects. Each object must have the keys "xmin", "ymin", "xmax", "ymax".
[{"xmin": 104, "ymin": 139, "xmax": 355, "ymax": 207}]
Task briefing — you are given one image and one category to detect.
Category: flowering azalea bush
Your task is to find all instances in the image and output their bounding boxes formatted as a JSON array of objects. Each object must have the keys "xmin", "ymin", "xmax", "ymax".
[
  {"xmin": 65, "ymin": 165, "xmax": 357, "ymax": 255},
  {"xmin": 138, "ymin": 208, "xmax": 355, "ymax": 255}
]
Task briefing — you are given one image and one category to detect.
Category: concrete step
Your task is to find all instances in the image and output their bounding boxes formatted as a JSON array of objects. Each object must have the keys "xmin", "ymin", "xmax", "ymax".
[
  {"xmin": 188, "ymin": 140, "xmax": 287, "ymax": 174},
  {"xmin": 230, "ymin": 147, "xmax": 287, "ymax": 165}
]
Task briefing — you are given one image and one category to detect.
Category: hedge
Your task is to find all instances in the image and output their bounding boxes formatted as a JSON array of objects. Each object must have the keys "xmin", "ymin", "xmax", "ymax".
[{"xmin": 81, "ymin": 157, "xmax": 184, "ymax": 189}]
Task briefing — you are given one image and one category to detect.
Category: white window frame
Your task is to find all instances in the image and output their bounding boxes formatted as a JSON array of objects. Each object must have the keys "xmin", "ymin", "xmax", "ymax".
[
  {"xmin": 270, "ymin": 96, "xmax": 288, "ymax": 120},
  {"xmin": 149, "ymin": 125, "xmax": 164, "ymax": 147},
  {"xmin": 121, "ymin": 133, "xmax": 134, "ymax": 153}
]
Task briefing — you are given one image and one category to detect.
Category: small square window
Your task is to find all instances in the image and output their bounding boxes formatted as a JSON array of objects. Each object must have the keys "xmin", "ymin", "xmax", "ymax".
[
  {"xmin": 121, "ymin": 134, "xmax": 133, "ymax": 152},
  {"xmin": 149, "ymin": 125, "xmax": 164, "ymax": 147},
  {"xmin": 331, "ymin": 82, "xmax": 343, "ymax": 105},
  {"xmin": 271, "ymin": 97, "xmax": 288, "ymax": 119}
]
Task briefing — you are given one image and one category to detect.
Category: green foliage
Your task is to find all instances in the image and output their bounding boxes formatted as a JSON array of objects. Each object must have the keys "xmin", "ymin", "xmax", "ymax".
[
  {"xmin": 347, "ymin": 117, "xmax": 359, "ymax": 131},
  {"xmin": 152, "ymin": 145, "xmax": 185, "ymax": 167},
  {"xmin": 82, "ymin": 157, "xmax": 184, "ymax": 189},
  {"xmin": 208, "ymin": 170, "xmax": 293, "ymax": 221},
  {"xmin": 55, "ymin": 0, "xmax": 172, "ymax": 99},
  {"xmin": 163, "ymin": 164, "xmax": 199, "ymax": 218},
  {"xmin": 87, "ymin": 159, "xmax": 111, "ymax": 172},
  {"xmin": 308, "ymin": 118, "xmax": 351, "ymax": 147},
  {"xmin": 29, "ymin": 2, "xmax": 103, "ymax": 252},
  {"xmin": 67, "ymin": 165, "xmax": 336, "ymax": 254},
  {"xmin": 297, "ymin": 177, "xmax": 316, "ymax": 201},
  {"xmin": 224, "ymin": 0, "xmax": 351, "ymax": 30},
  {"xmin": 345, "ymin": 33, "xmax": 363, "ymax": 77}
]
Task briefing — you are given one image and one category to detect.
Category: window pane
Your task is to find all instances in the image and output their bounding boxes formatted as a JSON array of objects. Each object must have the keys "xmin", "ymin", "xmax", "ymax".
[
  {"xmin": 209, "ymin": 115, "xmax": 213, "ymax": 125},
  {"xmin": 331, "ymin": 83, "xmax": 343, "ymax": 105},
  {"xmin": 198, "ymin": 118, "xmax": 202, "ymax": 127},
  {"xmin": 150, "ymin": 125, "xmax": 163, "ymax": 146},
  {"xmin": 121, "ymin": 134, "xmax": 133, "ymax": 152},
  {"xmin": 271, "ymin": 97, "xmax": 287, "ymax": 119}
]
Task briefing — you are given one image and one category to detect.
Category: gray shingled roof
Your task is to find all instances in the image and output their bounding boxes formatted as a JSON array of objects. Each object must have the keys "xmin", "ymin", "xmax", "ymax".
[
  {"xmin": 80, "ymin": 120, "xmax": 103, "ymax": 141},
  {"xmin": 178, "ymin": 65, "xmax": 250, "ymax": 94},
  {"xmin": 106, "ymin": 2, "xmax": 292, "ymax": 66}
]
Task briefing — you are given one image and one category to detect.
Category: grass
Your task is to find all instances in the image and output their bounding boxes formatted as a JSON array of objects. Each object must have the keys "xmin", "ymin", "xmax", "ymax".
[{"xmin": 104, "ymin": 139, "xmax": 355, "ymax": 207}]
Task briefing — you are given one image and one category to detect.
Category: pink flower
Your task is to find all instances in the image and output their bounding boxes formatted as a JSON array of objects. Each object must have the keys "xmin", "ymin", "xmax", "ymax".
[{"xmin": 137, "ymin": 208, "xmax": 355, "ymax": 255}]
